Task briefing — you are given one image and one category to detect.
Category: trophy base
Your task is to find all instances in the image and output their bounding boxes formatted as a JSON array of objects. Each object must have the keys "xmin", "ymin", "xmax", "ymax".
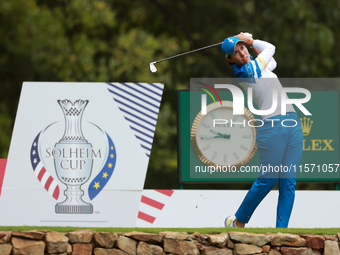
[{"xmin": 55, "ymin": 204, "xmax": 93, "ymax": 214}]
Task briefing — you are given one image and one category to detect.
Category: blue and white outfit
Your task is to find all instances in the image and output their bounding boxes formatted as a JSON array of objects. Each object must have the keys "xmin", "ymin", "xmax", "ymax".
[{"xmin": 226, "ymin": 39, "xmax": 303, "ymax": 228}]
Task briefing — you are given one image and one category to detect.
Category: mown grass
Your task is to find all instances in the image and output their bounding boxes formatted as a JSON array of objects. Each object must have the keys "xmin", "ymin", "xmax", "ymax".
[{"xmin": 0, "ymin": 227, "xmax": 339, "ymax": 235}]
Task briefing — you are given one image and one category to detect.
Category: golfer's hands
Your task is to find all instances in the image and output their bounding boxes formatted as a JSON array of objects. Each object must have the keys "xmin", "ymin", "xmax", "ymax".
[{"xmin": 235, "ymin": 32, "xmax": 254, "ymax": 47}]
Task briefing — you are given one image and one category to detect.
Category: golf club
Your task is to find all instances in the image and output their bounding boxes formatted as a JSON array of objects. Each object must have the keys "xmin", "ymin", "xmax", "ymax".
[
  {"xmin": 149, "ymin": 33, "xmax": 253, "ymax": 73},
  {"xmin": 149, "ymin": 42, "xmax": 223, "ymax": 73}
]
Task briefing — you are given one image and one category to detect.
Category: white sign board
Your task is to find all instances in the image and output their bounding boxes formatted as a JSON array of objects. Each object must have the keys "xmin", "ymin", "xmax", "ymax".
[
  {"xmin": 136, "ymin": 189, "xmax": 340, "ymax": 228},
  {"xmin": 0, "ymin": 82, "xmax": 164, "ymax": 226}
]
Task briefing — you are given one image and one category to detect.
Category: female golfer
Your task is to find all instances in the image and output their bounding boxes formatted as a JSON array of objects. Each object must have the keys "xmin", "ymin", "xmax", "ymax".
[{"xmin": 222, "ymin": 33, "xmax": 303, "ymax": 228}]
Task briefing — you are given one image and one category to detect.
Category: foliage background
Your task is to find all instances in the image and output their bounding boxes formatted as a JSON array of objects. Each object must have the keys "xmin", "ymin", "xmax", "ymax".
[{"xmin": 1, "ymin": 0, "xmax": 339, "ymax": 190}]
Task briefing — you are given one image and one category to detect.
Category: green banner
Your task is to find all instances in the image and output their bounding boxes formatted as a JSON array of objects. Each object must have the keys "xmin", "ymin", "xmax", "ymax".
[{"xmin": 178, "ymin": 89, "xmax": 340, "ymax": 183}]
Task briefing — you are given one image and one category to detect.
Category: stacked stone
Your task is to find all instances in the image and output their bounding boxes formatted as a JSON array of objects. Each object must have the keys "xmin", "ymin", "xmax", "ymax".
[{"xmin": 1, "ymin": 230, "xmax": 340, "ymax": 254}]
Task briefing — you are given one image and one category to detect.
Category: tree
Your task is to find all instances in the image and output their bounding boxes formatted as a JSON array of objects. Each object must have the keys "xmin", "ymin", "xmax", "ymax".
[{"xmin": 1, "ymin": 0, "xmax": 339, "ymax": 190}]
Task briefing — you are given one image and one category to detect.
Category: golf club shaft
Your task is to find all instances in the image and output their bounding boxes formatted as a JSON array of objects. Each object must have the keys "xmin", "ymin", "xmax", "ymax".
[{"xmin": 154, "ymin": 42, "xmax": 223, "ymax": 64}]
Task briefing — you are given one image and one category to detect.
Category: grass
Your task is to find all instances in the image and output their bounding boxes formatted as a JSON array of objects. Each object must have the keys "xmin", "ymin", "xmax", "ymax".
[{"xmin": 0, "ymin": 227, "xmax": 339, "ymax": 235}]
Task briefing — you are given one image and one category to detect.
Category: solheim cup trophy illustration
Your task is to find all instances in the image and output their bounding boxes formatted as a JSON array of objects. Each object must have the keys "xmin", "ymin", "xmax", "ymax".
[{"xmin": 54, "ymin": 99, "xmax": 93, "ymax": 214}]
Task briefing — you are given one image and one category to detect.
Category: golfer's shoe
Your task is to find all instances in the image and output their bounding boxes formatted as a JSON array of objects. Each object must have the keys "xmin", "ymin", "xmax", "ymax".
[{"xmin": 225, "ymin": 215, "xmax": 236, "ymax": 228}]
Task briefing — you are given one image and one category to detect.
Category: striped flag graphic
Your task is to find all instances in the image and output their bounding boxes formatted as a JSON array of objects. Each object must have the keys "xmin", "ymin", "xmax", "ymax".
[
  {"xmin": 137, "ymin": 189, "xmax": 174, "ymax": 224},
  {"xmin": 106, "ymin": 82, "xmax": 164, "ymax": 158},
  {"xmin": 30, "ymin": 132, "xmax": 60, "ymax": 200},
  {"xmin": 0, "ymin": 159, "xmax": 7, "ymax": 199}
]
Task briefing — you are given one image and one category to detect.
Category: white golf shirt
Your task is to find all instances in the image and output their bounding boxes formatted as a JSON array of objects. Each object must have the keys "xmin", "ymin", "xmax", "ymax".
[{"xmin": 232, "ymin": 40, "xmax": 295, "ymax": 119}]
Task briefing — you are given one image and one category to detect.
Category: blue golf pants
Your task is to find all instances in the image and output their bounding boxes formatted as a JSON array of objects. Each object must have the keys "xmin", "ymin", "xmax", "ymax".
[{"xmin": 235, "ymin": 112, "xmax": 303, "ymax": 228}]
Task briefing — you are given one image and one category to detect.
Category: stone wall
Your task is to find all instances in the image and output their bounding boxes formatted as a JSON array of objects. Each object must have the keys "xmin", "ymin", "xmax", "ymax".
[{"xmin": 1, "ymin": 229, "xmax": 340, "ymax": 255}]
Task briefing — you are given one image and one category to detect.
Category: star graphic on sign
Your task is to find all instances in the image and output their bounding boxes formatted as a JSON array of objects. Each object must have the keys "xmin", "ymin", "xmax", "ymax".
[
  {"xmin": 32, "ymin": 150, "xmax": 36, "ymax": 155},
  {"xmin": 33, "ymin": 158, "xmax": 37, "ymax": 164},
  {"xmin": 110, "ymin": 154, "xmax": 114, "ymax": 158},
  {"xmin": 93, "ymin": 182, "xmax": 100, "ymax": 190},
  {"xmin": 110, "ymin": 146, "xmax": 114, "ymax": 150},
  {"xmin": 102, "ymin": 172, "xmax": 108, "ymax": 179},
  {"xmin": 108, "ymin": 163, "xmax": 113, "ymax": 168}
]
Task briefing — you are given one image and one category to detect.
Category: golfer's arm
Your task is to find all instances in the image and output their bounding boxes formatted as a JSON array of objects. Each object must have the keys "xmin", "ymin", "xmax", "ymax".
[
  {"xmin": 252, "ymin": 40, "xmax": 276, "ymax": 71},
  {"xmin": 253, "ymin": 45, "xmax": 276, "ymax": 71},
  {"xmin": 252, "ymin": 47, "xmax": 262, "ymax": 56}
]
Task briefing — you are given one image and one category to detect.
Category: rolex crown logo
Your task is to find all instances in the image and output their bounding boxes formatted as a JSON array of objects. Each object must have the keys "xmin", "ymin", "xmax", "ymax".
[{"xmin": 300, "ymin": 117, "xmax": 313, "ymax": 136}]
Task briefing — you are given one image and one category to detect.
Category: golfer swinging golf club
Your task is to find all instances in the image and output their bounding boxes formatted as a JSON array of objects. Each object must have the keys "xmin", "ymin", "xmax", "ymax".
[{"xmin": 223, "ymin": 33, "xmax": 303, "ymax": 228}]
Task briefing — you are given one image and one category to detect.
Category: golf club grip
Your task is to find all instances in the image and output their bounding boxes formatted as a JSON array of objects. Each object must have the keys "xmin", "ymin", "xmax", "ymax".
[{"xmin": 155, "ymin": 42, "xmax": 223, "ymax": 64}]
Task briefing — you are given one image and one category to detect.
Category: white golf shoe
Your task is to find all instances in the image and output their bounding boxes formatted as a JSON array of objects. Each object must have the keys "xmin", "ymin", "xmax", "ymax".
[{"xmin": 225, "ymin": 215, "xmax": 237, "ymax": 227}]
